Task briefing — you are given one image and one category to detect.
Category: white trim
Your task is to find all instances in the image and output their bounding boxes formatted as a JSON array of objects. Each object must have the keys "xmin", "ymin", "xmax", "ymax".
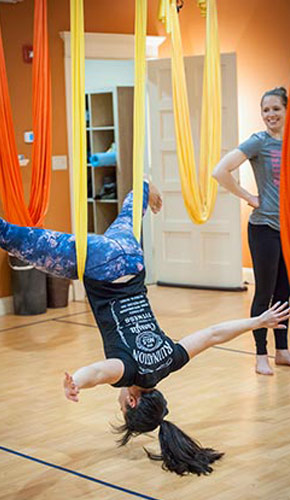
[
  {"xmin": 71, "ymin": 280, "xmax": 86, "ymax": 301},
  {"xmin": 243, "ymin": 267, "xmax": 254, "ymax": 285},
  {"xmin": 0, "ymin": 296, "xmax": 14, "ymax": 316},
  {"xmin": 59, "ymin": 32, "xmax": 165, "ymax": 60}
]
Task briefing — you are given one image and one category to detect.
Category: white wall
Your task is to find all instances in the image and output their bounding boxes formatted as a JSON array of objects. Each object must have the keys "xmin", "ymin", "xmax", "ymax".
[{"xmin": 85, "ymin": 59, "xmax": 134, "ymax": 91}]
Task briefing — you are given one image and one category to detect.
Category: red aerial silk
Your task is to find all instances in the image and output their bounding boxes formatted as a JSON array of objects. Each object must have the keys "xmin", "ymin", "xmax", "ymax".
[
  {"xmin": 0, "ymin": 0, "xmax": 51, "ymax": 227},
  {"xmin": 280, "ymin": 85, "xmax": 290, "ymax": 280}
]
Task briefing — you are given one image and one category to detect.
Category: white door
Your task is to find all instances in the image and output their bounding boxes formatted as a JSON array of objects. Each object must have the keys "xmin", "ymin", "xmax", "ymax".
[{"xmin": 147, "ymin": 53, "xmax": 243, "ymax": 289}]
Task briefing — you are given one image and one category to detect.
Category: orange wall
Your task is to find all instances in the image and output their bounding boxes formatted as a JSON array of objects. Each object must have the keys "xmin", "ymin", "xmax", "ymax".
[{"xmin": 0, "ymin": 0, "xmax": 289, "ymax": 297}]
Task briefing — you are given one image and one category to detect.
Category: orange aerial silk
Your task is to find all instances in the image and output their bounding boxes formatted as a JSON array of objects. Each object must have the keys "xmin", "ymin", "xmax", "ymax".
[
  {"xmin": 280, "ymin": 85, "xmax": 290, "ymax": 280},
  {"xmin": 0, "ymin": 0, "xmax": 51, "ymax": 227},
  {"xmin": 28, "ymin": 0, "xmax": 52, "ymax": 227},
  {"xmin": 0, "ymin": 24, "xmax": 31, "ymax": 225}
]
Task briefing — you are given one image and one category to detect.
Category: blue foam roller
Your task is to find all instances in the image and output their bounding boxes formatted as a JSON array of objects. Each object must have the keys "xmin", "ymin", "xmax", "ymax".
[{"xmin": 90, "ymin": 152, "xmax": 117, "ymax": 167}]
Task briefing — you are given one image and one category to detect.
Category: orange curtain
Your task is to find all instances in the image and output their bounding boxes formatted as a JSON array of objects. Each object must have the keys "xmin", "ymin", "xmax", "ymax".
[
  {"xmin": 29, "ymin": 0, "xmax": 52, "ymax": 227},
  {"xmin": 280, "ymin": 85, "xmax": 290, "ymax": 279},
  {"xmin": 0, "ymin": 0, "xmax": 51, "ymax": 227}
]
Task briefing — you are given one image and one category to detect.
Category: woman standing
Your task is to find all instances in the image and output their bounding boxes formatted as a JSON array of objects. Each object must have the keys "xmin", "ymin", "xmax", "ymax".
[{"xmin": 212, "ymin": 87, "xmax": 290, "ymax": 375}]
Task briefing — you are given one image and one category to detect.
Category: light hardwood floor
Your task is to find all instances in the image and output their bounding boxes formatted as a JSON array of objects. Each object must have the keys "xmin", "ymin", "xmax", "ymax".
[{"xmin": 0, "ymin": 284, "xmax": 290, "ymax": 500}]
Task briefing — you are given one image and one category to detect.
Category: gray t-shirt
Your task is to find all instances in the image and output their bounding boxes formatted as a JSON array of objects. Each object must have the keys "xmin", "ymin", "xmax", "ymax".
[{"xmin": 238, "ymin": 131, "xmax": 282, "ymax": 231}]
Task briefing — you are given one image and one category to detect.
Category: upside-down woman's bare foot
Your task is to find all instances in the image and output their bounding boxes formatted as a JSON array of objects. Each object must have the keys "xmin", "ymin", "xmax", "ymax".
[
  {"xmin": 255, "ymin": 355, "xmax": 274, "ymax": 375},
  {"xmin": 275, "ymin": 349, "xmax": 290, "ymax": 366},
  {"xmin": 148, "ymin": 180, "xmax": 163, "ymax": 214}
]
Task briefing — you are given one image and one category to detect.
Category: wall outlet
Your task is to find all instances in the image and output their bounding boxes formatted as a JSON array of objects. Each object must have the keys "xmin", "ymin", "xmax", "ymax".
[{"xmin": 52, "ymin": 155, "xmax": 67, "ymax": 171}]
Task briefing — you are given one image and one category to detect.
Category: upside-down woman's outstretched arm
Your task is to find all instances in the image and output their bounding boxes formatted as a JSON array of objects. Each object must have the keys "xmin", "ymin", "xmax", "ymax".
[
  {"xmin": 64, "ymin": 359, "xmax": 124, "ymax": 402},
  {"xmin": 179, "ymin": 301, "xmax": 290, "ymax": 359}
]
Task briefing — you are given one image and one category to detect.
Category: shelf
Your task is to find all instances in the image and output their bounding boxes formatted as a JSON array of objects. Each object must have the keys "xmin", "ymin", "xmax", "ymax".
[
  {"xmin": 95, "ymin": 201, "xmax": 118, "ymax": 234},
  {"xmin": 90, "ymin": 164, "xmax": 117, "ymax": 169},
  {"xmin": 87, "ymin": 126, "xmax": 115, "ymax": 131},
  {"xmin": 90, "ymin": 93, "xmax": 114, "ymax": 128},
  {"xmin": 87, "ymin": 202, "xmax": 95, "ymax": 232},
  {"xmin": 86, "ymin": 131, "xmax": 91, "ymax": 159},
  {"xmin": 86, "ymin": 87, "xmax": 133, "ymax": 235},
  {"xmin": 87, "ymin": 163, "xmax": 117, "ymax": 170},
  {"xmin": 93, "ymin": 167, "xmax": 117, "ymax": 203},
  {"xmin": 91, "ymin": 129, "xmax": 115, "ymax": 153},
  {"xmin": 96, "ymin": 199, "xmax": 118, "ymax": 204}
]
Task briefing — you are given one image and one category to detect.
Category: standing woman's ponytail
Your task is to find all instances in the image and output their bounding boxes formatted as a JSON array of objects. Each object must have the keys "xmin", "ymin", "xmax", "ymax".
[{"xmin": 145, "ymin": 420, "xmax": 224, "ymax": 476}]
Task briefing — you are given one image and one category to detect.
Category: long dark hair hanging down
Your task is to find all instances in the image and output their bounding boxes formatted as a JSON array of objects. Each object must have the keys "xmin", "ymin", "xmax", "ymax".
[{"xmin": 114, "ymin": 390, "xmax": 224, "ymax": 476}]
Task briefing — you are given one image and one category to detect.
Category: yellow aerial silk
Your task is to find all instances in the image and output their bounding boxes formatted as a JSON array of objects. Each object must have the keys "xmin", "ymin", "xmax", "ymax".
[
  {"xmin": 70, "ymin": 0, "xmax": 87, "ymax": 280},
  {"xmin": 159, "ymin": 0, "xmax": 221, "ymax": 223},
  {"xmin": 133, "ymin": 0, "xmax": 147, "ymax": 241}
]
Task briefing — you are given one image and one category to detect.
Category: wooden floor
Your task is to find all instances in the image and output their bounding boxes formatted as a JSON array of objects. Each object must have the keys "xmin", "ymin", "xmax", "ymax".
[{"xmin": 1, "ymin": 283, "xmax": 290, "ymax": 500}]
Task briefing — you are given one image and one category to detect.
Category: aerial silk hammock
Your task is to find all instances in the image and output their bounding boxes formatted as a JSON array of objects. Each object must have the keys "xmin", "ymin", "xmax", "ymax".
[
  {"xmin": 158, "ymin": 0, "xmax": 221, "ymax": 223},
  {"xmin": 0, "ymin": 0, "xmax": 51, "ymax": 227},
  {"xmin": 70, "ymin": 0, "xmax": 87, "ymax": 280},
  {"xmin": 69, "ymin": 0, "xmax": 145, "ymax": 278},
  {"xmin": 279, "ymin": 84, "xmax": 290, "ymax": 280},
  {"xmin": 132, "ymin": 0, "xmax": 147, "ymax": 242},
  {"xmin": 69, "ymin": 0, "xmax": 146, "ymax": 261}
]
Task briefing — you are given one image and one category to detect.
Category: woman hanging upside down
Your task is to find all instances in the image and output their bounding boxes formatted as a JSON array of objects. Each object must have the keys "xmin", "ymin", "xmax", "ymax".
[{"xmin": 0, "ymin": 180, "xmax": 289, "ymax": 476}]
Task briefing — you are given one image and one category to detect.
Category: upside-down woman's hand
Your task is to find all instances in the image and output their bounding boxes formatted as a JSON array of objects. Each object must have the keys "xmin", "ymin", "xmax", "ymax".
[
  {"xmin": 258, "ymin": 301, "xmax": 290, "ymax": 329},
  {"xmin": 63, "ymin": 372, "xmax": 80, "ymax": 402}
]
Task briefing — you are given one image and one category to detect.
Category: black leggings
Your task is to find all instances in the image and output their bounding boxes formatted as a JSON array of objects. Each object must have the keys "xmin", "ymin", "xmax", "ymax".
[{"xmin": 248, "ymin": 223, "xmax": 290, "ymax": 355}]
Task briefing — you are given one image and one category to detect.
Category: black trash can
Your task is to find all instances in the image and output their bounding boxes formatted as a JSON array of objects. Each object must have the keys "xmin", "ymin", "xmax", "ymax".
[
  {"xmin": 47, "ymin": 275, "xmax": 70, "ymax": 308},
  {"xmin": 9, "ymin": 255, "xmax": 47, "ymax": 315}
]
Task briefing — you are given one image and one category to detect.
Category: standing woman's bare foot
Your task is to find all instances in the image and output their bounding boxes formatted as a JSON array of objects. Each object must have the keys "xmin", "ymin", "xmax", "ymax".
[
  {"xmin": 255, "ymin": 355, "xmax": 274, "ymax": 375},
  {"xmin": 275, "ymin": 349, "xmax": 290, "ymax": 366},
  {"xmin": 148, "ymin": 180, "xmax": 163, "ymax": 214}
]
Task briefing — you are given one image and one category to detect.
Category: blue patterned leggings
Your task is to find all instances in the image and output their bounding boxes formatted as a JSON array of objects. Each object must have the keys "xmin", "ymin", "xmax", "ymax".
[{"xmin": 0, "ymin": 181, "xmax": 149, "ymax": 282}]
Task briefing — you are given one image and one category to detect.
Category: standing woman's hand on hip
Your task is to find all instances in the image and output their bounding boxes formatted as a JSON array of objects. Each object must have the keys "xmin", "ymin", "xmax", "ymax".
[{"xmin": 247, "ymin": 194, "xmax": 260, "ymax": 209}]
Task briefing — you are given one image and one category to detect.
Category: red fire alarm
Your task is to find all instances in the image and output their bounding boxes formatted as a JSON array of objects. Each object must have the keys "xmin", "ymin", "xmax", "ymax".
[{"xmin": 22, "ymin": 45, "xmax": 33, "ymax": 63}]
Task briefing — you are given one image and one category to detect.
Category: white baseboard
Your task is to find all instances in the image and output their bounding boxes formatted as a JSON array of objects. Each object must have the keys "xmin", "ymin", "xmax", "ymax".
[
  {"xmin": 243, "ymin": 267, "xmax": 254, "ymax": 285},
  {"xmin": 0, "ymin": 296, "xmax": 14, "ymax": 316},
  {"xmin": 72, "ymin": 280, "xmax": 86, "ymax": 301},
  {"xmin": 68, "ymin": 283, "xmax": 74, "ymax": 302}
]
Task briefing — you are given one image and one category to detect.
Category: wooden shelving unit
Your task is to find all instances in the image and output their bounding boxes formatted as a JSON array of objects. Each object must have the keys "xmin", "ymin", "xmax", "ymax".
[{"xmin": 86, "ymin": 87, "xmax": 134, "ymax": 234}]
